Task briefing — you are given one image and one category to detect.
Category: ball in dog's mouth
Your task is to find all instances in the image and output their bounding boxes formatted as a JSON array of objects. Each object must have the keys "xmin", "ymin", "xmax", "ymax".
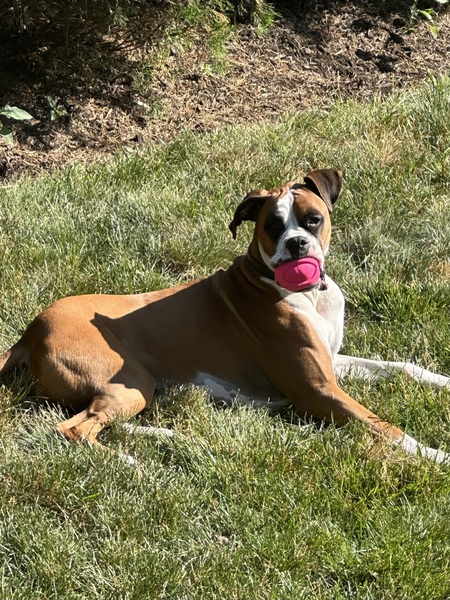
[{"xmin": 274, "ymin": 257, "xmax": 322, "ymax": 292}]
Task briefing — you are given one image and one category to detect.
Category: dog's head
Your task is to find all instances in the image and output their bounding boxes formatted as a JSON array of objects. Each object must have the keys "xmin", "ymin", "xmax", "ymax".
[{"xmin": 229, "ymin": 169, "xmax": 342, "ymax": 282}]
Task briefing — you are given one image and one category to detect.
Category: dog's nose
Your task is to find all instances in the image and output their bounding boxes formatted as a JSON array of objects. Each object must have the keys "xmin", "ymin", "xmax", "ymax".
[{"xmin": 286, "ymin": 236, "xmax": 309, "ymax": 258}]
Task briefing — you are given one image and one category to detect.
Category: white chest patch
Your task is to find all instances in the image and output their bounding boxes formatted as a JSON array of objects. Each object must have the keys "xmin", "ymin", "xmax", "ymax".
[{"xmin": 282, "ymin": 276, "xmax": 345, "ymax": 358}]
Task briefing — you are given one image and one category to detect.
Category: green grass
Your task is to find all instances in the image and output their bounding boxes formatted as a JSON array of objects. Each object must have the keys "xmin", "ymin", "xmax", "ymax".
[{"xmin": 1, "ymin": 76, "xmax": 450, "ymax": 599}]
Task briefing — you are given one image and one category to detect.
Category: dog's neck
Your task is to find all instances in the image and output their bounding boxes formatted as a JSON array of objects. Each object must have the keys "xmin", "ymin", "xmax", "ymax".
[{"xmin": 245, "ymin": 251, "xmax": 275, "ymax": 280}]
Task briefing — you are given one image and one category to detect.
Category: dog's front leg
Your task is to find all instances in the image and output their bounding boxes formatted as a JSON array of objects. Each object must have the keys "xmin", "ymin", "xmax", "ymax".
[{"xmin": 263, "ymin": 346, "xmax": 450, "ymax": 464}]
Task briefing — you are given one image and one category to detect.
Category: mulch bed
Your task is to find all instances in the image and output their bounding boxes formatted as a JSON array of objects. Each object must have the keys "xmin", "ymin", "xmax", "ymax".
[{"xmin": 1, "ymin": 1, "xmax": 449, "ymax": 180}]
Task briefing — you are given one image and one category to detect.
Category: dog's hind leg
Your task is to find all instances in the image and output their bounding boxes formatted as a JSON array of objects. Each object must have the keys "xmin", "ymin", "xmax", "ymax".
[
  {"xmin": 0, "ymin": 343, "xmax": 27, "ymax": 377},
  {"xmin": 56, "ymin": 369, "xmax": 156, "ymax": 446},
  {"xmin": 334, "ymin": 354, "xmax": 450, "ymax": 389},
  {"xmin": 332, "ymin": 355, "xmax": 450, "ymax": 463}
]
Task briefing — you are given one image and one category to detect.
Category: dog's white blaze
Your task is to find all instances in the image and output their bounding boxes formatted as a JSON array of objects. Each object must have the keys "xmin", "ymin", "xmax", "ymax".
[
  {"xmin": 269, "ymin": 192, "xmax": 325, "ymax": 268},
  {"xmin": 275, "ymin": 191, "xmax": 294, "ymax": 222}
]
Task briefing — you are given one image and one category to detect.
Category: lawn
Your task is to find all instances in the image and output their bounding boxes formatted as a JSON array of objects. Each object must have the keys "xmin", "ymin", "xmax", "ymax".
[{"xmin": 0, "ymin": 76, "xmax": 450, "ymax": 599}]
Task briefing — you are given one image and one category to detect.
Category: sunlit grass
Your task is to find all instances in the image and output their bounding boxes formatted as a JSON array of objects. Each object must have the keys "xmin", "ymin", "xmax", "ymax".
[{"xmin": 1, "ymin": 76, "xmax": 450, "ymax": 599}]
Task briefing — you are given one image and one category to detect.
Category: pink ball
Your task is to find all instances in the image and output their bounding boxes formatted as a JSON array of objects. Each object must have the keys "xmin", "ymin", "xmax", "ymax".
[{"xmin": 274, "ymin": 257, "xmax": 321, "ymax": 292}]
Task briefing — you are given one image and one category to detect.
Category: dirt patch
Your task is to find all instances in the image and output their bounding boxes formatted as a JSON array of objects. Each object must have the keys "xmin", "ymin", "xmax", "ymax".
[{"xmin": 1, "ymin": 1, "xmax": 449, "ymax": 179}]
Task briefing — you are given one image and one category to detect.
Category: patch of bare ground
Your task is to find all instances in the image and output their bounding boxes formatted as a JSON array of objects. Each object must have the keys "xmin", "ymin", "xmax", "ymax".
[{"xmin": 1, "ymin": 1, "xmax": 449, "ymax": 179}]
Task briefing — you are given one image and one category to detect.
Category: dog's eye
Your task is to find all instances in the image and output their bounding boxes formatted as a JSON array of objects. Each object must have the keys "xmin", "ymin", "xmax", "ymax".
[
  {"xmin": 265, "ymin": 215, "xmax": 285, "ymax": 239},
  {"xmin": 305, "ymin": 215, "xmax": 322, "ymax": 228}
]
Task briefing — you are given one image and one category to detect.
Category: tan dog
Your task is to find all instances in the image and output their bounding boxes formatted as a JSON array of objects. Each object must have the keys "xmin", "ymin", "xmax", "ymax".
[{"xmin": 1, "ymin": 169, "xmax": 449, "ymax": 461}]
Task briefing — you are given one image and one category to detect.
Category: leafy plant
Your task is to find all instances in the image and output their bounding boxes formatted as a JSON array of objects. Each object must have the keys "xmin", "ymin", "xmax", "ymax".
[
  {"xmin": 47, "ymin": 96, "xmax": 68, "ymax": 122},
  {"xmin": 409, "ymin": 0, "xmax": 449, "ymax": 37},
  {"xmin": 228, "ymin": 0, "xmax": 278, "ymax": 30},
  {"xmin": 0, "ymin": 105, "xmax": 33, "ymax": 145}
]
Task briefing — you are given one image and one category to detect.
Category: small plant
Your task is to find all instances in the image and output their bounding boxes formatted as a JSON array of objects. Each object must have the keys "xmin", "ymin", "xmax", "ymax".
[
  {"xmin": 409, "ymin": 0, "xmax": 449, "ymax": 37},
  {"xmin": 47, "ymin": 96, "xmax": 68, "ymax": 122},
  {"xmin": 0, "ymin": 105, "xmax": 33, "ymax": 145},
  {"xmin": 229, "ymin": 0, "xmax": 278, "ymax": 30}
]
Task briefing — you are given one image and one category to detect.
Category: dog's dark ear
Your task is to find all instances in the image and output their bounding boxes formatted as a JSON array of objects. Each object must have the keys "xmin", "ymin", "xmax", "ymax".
[
  {"xmin": 229, "ymin": 189, "xmax": 270, "ymax": 239},
  {"xmin": 303, "ymin": 169, "xmax": 343, "ymax": 212}
]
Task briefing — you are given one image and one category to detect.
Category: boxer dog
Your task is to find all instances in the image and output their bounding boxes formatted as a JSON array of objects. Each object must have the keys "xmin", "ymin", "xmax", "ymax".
[{"xmin": 1, "ymin": 169, "xmax": 449, "ymax": 462}]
